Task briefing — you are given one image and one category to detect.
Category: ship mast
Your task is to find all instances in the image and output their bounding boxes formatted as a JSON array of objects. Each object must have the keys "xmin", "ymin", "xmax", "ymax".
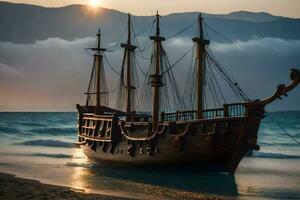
[
  {"xmin": 89, "ymin": 29, "xmax": 107, "ymax": 113},
  {"xmin": 192, "ymin": 14, "xmax": 209, "ymax": 119},
  {"xmin": 121, "ymin": 14, "xmax": 137, "ymax": 121},
  {"xmin": 150, "ymin": 11, "xmax": 165, "ymax": 129}
]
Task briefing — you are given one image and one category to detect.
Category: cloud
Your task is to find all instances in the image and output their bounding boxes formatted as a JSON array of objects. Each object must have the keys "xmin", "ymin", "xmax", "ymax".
[
  {"xmin": 211, "ymin": 38, "xmax": 300, "ymax": 54},
  {"xmin": 0, "ymin": 62, "xmax": 22, "ymax": 77},
  {"xmin": 0, "ymin": 37, "xmax": 299, "ymax": 111},
  {"xmin": 209, "ymin": 38, "xmax": 300, "ymax": 110},
  {"xmin": 209, "ymin": 38, "xmax": 300, "ymax": 87},
  {"xmin": 0, "ymin": 38, "xmax": 96, "ymax": 110}
]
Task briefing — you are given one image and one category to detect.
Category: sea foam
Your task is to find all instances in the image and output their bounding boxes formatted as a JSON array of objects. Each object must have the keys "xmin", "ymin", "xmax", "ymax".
[
  {"xmin": 17, "ymin": 139, "xmax": 75, "ymax": 148},
  {"xmin": 30, "ymin": 153, "xmax": 73, "ymax": 158},
  {"xmin": 252, "ymin": 151, "xmax": 300, "ymax": 159},
  {"xmin": 29, "ymin": 127, "xmax": 76, "ymax": 135},
  {"xmin": 65, "ymin": 162, "xmax": 93, "ymax": 168}
]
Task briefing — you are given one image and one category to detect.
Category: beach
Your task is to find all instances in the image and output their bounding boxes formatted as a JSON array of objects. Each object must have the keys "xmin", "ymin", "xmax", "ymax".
[
  {"xmin": 0, "ymin": 172, "xmax": 131, "ymax": 200},
  {"xmin": 0, "ymin": 172, "xmax": 224, "ymax": 200}
]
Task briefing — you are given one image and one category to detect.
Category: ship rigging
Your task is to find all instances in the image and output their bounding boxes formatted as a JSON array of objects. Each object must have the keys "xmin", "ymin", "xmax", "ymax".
[{"xmin": 76, "ymin": 12, "xmax": 300, "ymax": 174}]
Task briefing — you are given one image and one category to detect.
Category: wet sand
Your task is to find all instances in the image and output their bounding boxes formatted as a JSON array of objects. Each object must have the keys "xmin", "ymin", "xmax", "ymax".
[
  {"xmin": 0, "ymin": 172, "xmax": 223, "ymax": 200},
  {"xmin": 0, "ymin": 172, "xmax": 133, "ymax": 200}
]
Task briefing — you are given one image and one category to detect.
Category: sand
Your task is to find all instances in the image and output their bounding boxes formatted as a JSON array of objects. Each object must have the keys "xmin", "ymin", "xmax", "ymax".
[
  {"xmin": 0, "ymin": 172, "xmax": 224, "ymax": 200},
  {"xmin": 0, "ymin": 172, "xmax": 131, "ymax": 200}
]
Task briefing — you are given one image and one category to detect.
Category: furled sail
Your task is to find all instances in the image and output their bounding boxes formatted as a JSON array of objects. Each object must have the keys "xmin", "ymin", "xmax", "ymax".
[
  {"xmin": 136, "ymin": 13, "xmax": 185, "ymax": 117},
  {"xmin": 116, "ymin": 14, "xmax": 139, "ymax": 115},
  {"xmin": 85, "ymin": 30, "xmax": 109, "ymax": 109}
]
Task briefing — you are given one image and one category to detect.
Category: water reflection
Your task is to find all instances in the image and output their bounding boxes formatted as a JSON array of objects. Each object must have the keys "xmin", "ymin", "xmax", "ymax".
[
  {"xmin": 70, "ymin": 148, "xmax": 92, "ymax": 191},
  {"xmin": 90, "ymin": 165, "xmax": 238, "ymax": 197},
  {"xmin": 69, "ymin": 149, "xmax": 238, "ymax": 199}
]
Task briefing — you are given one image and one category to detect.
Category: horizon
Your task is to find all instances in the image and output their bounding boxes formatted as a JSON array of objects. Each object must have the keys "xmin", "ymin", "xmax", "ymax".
[
  {"xmin": 2, "ymin": 0, "xmax": 300, "ymax": 18},
  {"xmin": 1, "ymin": 110, "xmax": 300, "ymax": 112}
]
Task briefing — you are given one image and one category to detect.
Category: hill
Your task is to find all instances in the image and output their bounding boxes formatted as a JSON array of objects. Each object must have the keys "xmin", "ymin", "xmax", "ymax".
[{"xmin": 0, "ymin": 2, "xmax": 300, "ymax": 43}]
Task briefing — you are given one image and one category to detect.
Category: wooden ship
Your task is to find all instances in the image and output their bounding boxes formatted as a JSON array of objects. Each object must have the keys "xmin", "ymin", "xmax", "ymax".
[{"xmin": 76, "ymin": 13, "xmax": 300, "ymax": 174}]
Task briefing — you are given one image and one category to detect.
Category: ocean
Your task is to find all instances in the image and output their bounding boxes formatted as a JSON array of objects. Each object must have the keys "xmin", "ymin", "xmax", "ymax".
[{"xmin": 0, "ymin": 112, "xmax": 299, "ymax": 200}]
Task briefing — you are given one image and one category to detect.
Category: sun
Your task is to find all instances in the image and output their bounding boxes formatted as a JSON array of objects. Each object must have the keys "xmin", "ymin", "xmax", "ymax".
[{"xmin": 89, "ymin": 0, "xmax": 101, "ymax": 8}]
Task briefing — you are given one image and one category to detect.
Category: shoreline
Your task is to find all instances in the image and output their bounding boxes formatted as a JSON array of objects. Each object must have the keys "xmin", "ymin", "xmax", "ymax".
[
  {"xmin": 0, "ymin": 172, "xmax": 132, "ymax": 200},
  {"xmin": 0, "ymin": 172, "xmax": 225, "ymax": 200}
]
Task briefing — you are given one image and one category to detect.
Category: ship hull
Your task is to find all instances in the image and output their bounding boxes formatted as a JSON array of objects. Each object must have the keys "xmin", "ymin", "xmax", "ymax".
[
  {"xmin": 80, "ymin": 138, "xmax": 245, "ymax": 173},
  {"xmin": 76, "ymin": 105, "xmax": 263, "ymax": 174}
]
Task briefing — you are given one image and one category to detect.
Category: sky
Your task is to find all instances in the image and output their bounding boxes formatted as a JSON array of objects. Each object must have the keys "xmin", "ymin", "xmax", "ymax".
[{"xmin": 5, "ymin": 0, "xmax": 300, "ymax": 18}]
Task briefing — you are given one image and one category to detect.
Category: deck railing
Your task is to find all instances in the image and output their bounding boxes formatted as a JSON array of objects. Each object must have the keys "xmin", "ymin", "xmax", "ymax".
[
  {"xmin": 162, "ymin": 110, "xmax": 197, "ymax": 121},
  {"xmin": 119, "ymin": 114, "xmax": 152, "ymax": 123},
  {"xmin": 203, "ymin": 108, "xmax": 225, "ymax": 119},
  {"xmin": 225, "ymin": 103, "xmax": 246, "ymax": 117},
  {"xmin": 161, "ymin": 103, "xmax": 246, "ymax": 121}
]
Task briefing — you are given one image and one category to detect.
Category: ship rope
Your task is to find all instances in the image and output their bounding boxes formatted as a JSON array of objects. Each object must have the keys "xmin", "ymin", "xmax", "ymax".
[
  {"xmin": 136, "ymin": 58, "xmax": 153, "ymax": 112},
  {"xmin": 161, "ymin": 46, "xmax": 194, "ymax": 75},
  {"xmin": 266, "ymin": 115, "xmax": 300, "ymax": 145},
  {"xmin": 106, "ymin": 18, "xmax": 156, "ymax": 52},
  {"xmin": 136, "ymin": 43, "xmax": 186, "ymax": 112},
  {"xmin": 136, "ymin": 53, "xmax": 152, "ymax": 60},
  {"xmin": 135, "ymin": 55, "xmax": 152, "ymax": 76},
  {"xmin": 182, "ymin": 16, "xmax": 251, "ymax": 110},
  {"xmin": 204, "ymin": 21, "xmax": 249, "ymax": 102},
  {"xmin": 206, "ymin": 60, "xmax": 222, "ymax": 107},
  {"xmin": 84, "ymin": 48, "xmax": 95, "ymax": 57},
  {"xmin": 85, "ymin": 54, "xmax": 109, "ymax": 107},
  {"xmin": 107, "ymin": 16, "xmax": 156, "ymax": 112},
  {"xmin": 132, "ymin": 18, "xmax": 156, "ymax": 55},
  {"xmin": 85, "ymin": 57, "xmax": 96, "ymax": 106},
  {"xmin": 94, "ymin": 13, "xmax": 253, "ymax": 113},
  {"xmin": 103, "ymin": 53, "xmax": 121, "ymax": 75},
  {"xmin": 206, "ymin": 58, "xmax": 227, "ymax": 104},
  {"xmin": 203, "ymin": 21, "xmax": 235, "ymax": 43},
  {"xmin": 131, "ymin": 18, "xmax": 156, "ymax": 41},
  {"xmin": 115, "ymin": 50, "xmax": 140, "ymax": 111},
  {"xmin": 106, "ymin": 21, "xmax": 128, "ymax": 51},
  {"xmin": 165, "ymin": 20, "xmax": 196, "ymax": 40},
  {"xmin": 162, "ymin": 49, "xmax": 187, "ymax": 109},
  {"xmin": 132, "ymin": 17, "xmax": 198, "ymax": 77},
  {"xmin": 206, "ymin": 48, "xmax": 250, "ymax": 101},
  {"xmin": 184, "ymin": 46, "xmax": 197, "ymax": 109}
]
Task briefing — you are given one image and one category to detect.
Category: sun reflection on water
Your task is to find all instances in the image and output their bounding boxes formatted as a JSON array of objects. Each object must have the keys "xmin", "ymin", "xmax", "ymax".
[
  {"xmin": 72, "ymin": 148, "xmax": 88, "ymax": 161},
  {"xmin": 70, "ymin": 148, "xmax": 92, "ymax": 192}
]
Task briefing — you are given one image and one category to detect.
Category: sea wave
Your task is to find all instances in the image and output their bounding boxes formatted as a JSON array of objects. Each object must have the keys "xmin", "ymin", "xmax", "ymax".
[
  {"xmin": 29, "ymin": 127, "xmax": 76, "ymax": 135},
  {"xmin": 0, "ymin": 126, "xmax": 19, "ymax": 134},
  {"xmin": 65, "ymin": 162, "xmax": 93, "ymax": 168},
  {"xmin": 17, "ymin": 139, "xmax": 75, "ymax": 148},
  {"xmin": 18, "ymin": 122, "xmax": 45, "ymax": 127},
  {"xmin": 0, "ymin": 152, "xmax": 73, "ymax": 159},
  {"xmin": 252, "ymin": 151, "xmax": 300, "ymax": 159},
  {"xmin": 30, "ymin": 153, "xmax": 73, "ymax": 158},
  {"xmin": 258, "ymin": 141, "xmax": 299, "ymax": 147}
]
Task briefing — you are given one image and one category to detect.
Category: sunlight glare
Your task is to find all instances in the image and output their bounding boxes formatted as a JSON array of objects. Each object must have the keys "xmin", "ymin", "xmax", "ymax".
[{"xmin": 89, "ymin": 0, "xmax": 101, "ymax": 8}]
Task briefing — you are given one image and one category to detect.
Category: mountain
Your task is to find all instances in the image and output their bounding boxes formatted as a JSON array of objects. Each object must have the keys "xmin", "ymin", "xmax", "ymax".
[
  {"xmin": 211, "ymin": 11, "xmax": 285, "ymax": 22},
  {"xmin": 0, "ymin": 2, "xmax": 300, "ymax": 44}
]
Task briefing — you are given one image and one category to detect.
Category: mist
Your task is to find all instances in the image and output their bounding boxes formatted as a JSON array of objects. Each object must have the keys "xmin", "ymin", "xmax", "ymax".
[{"xmin": 0, "ymin": 36, "xmax": 299, "ymax": 111}]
